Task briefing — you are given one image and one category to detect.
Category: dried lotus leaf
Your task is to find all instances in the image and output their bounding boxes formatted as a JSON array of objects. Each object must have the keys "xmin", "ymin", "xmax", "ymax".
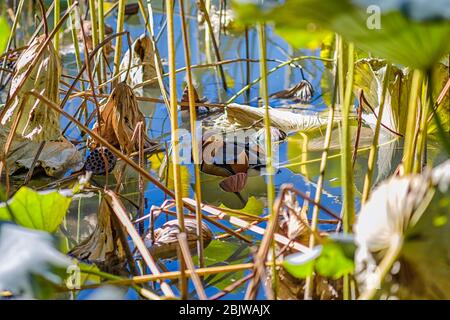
[
  {"xmin": 144, "ymin": 219, "xmax": 213, "ymax": 259},
  {"xmin": 119, "ymin": 34, "xmax": 157, "ymax": 92},
  {"xmin": 226, "ymin": 103, "xmax": 325, "ymax": 133},
  {"xmin": 78, "ymin": 20, "xmax": 113, "ymax": 54},
  {"xmin": 69, "ymin": 198, "xmax": 127, "ymax": 275},
  {"xmin": 0, "ymin": 127, "xmax": 83, "ymax": 178},
  {"xmin": 92, "ymin": 83, "xmax": 147, "ymax": 154},
  {"xmin": 1, "ymin": 35, "xmax": 61, "ymax": 142}
]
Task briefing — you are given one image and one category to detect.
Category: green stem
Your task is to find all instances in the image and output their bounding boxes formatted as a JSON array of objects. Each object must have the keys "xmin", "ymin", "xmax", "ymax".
[
  {"xmin": 137, "ymin": 0, "xmax": 171, "ymax": 112},
  {"xmin": 54, "ymin": 0, "xmax": 61, "ymax": 53},
  {"xmin": 179, "ymin": 0, "xmax": 205, "ymax": 268},
  {"xmin": 67, "ymin": 0, "xmax": 85, "ymax": 91},
  {"xmin": 340, "ymin": 40, "xmax": 355, "ymax": 301},
  {"xmin": 88, "ymin": 0, "xmax": 102, "ymax": 89},
  {"xmin": 304, "ymin": 34, "xmax": 339, "ymax": 299},
  {"xmin": 414, "ymin": 71, "xmax": 431, "ymax": 173},
  {"xmin": 98, "ymin": 0, "xmax": 107, "ymax": 89},
  {"xmin": 403, "ymin": 69, "xmax": 424, "ymax": 174},
  {"xmin": 112, "ymin": 0, "xmax": 126, "ymax": 80},
  {"xmin": 0, "ymin": 0, "xmax": 25, "ymax": 84},
  {"xmin": 340, "ymin": 41, "xmax": 355, "ymax": 233},
  {"xmin": 197, "ymin": 0, "xmax": 228, "ymax": 91},
  {"xmin": 258, "ymin": 23, "xmax": 277, "ymax": 299},
  {"xmin": 362, "ymin": 64, "xmax": 391, "ymax": 204},
  {"xmin": 167, "ymin": 0, "xmax": 187, "ymax": 299}
]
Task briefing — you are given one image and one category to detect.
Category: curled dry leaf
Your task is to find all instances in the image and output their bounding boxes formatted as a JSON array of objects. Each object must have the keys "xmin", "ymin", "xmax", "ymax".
[
  {"xmin": 270, "ymin": 80, "xmax": 315, "ymax": 103},
  {"xmin": 278, "ymin": 190, "xmax": 310, "ymax": 245},
  {"xmin": 1, "ymin": 35, "xmax": 60, "ymax": 142},
  {"xmin": 69, "ymin": 197, "xmax": 127, "ymax": 275},
  {"xmin": 144, "ymin": 218, "xmax": 214, "ymax": 259},
  {"xmin": 180, "ymin": 85, "xmax": 208, "ymax": 113},
  {"xmin": 225, "ymin": 103, "xmax": 325, "ymax": 133},
  {"xmin": 91, "ymin": 83, "xmax": 147, "ymax": 154},
  {"xmin": 254, "ymin": 126, "xmax": 287, "ymax": 144},
  {"xmin": 120, "ymin": 34, "xmax": 157, "ymax": 92},
  {"xmin": 0, "ymin": 128, "xmax": 83, "ymax": 177},
  {"xmin": 78, "ymin": 20, "xmax": 113, "ymax": 54}
]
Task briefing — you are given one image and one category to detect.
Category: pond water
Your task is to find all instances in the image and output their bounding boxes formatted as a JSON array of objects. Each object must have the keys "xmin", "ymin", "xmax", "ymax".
[{"xmin": 2, "ymin": 0, "xmax": 447, "ymax": 300}]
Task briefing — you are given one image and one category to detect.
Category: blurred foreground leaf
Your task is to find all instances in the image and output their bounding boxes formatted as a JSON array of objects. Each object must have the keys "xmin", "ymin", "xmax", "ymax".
[
  {"xmin": 234, "ymin": 0, "xmax": 450, "ymax": 69},
  {"xmin": 0, "ymin": 223, "xmax": 71, "ymax": 298}
]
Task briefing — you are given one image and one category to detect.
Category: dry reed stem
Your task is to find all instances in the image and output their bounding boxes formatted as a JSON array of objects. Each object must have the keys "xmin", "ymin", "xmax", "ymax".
[
  {"xmin": 182, "ymin": 198, "xmax": 310, "ymax": 253},
  {"xmin": 105, "ymin": 190, "xmax": 175, "ymax": 298},
  {"xmin": 77, "ymin": 261, "xmax": 282, "ymax": 289},
  {"xmin": 177, "ymin": 233, "xmax": 208, "ymax": 300},
  {"xmin": 0, "ymin": 1, "xmax": 77, "ymax": 121},
  {"xmin": 180, "ymin": 0, "xmax": 205, "ymax": 267}
]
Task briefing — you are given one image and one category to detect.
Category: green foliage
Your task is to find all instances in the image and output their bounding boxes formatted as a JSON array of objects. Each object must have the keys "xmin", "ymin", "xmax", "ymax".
[
  {"xmin": 219, "ymin": 196, "xmax": 264, "ymax": 216},
  {"xmin": 194, "ymin": 239, "xmax": 250, "ymax": 290},
  {"xmin": 233, "ymin": 0, "xmax": 450, "ymax": 69},
  {"xmin": 0, "ymin": 187, "xmax": 72, "ymax": 233},
  {"xmin": 283, "ymin": 241, "xmax": 354, "ymax": 280},
  {"xmin": 314, "ymin": 243, "xmax": 354, "ymax": 279},
  {"xmin": 0, "ymin": 15, "xmax": 11, "ymax": 54}
]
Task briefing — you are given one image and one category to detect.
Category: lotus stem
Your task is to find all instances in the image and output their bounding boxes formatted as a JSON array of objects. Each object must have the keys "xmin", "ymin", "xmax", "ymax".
[
  {"xmin": 137, "ymin": 0, "xmax": 171, "ymax": 110},
  {"xmin": 414, "ymin": 71, "xmax": 431, "ymax": 173},
  {"xmin": 67, "ymin": 0, "xmax": 85, "ymax": 91},
  {"xmin": 179, "ymin": 0, "xmax": 205, "ymax": 268},
  {"xmin": 54, "ymin": 0, "xmax": 61, "ymax": 53},
  {"xmin": 339, "ymin": 38, "xmax": 356, "ymax": 301},
  {"xmin": 78, "ymin": 261, "xmax": 282, "ymax": 289},
  {"xmin": 197, "ymin": 0, "xmax": 228, "ymax": 91},
  {"xmin": 362, "ymin": 64, "xmax": 391, "ymax": 204},
  {"xmin": 340, "ymin": 40, "xmax": 356, "ymax": 233},
  {"xmin": 113, "ymin": 0, "xmax": 126, "ymax": 80},
  {"xmin": 78, "ymin": 263, "xmax": 161, "ymax": 300},
  {"xmin": 304, "ymin": 34, "xmax": 339, "ymax": 299},
  {"xmin": 0, "ymin": 0, "xmax": 25, "ymax": 84},
  {"xmin": 167, "ymin": 0, "xmax": 187, "ymax": 299},
  {"xmin": 403, "ymin": 69, "xmax": 424, "ymax": 174},
  {"xmin": 98, "ymin": 0, "xmax": 107, "ymax": 88},
  {"xmin": 257, "ymin": 22, "xmax": 277, "ymax": 299}
]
